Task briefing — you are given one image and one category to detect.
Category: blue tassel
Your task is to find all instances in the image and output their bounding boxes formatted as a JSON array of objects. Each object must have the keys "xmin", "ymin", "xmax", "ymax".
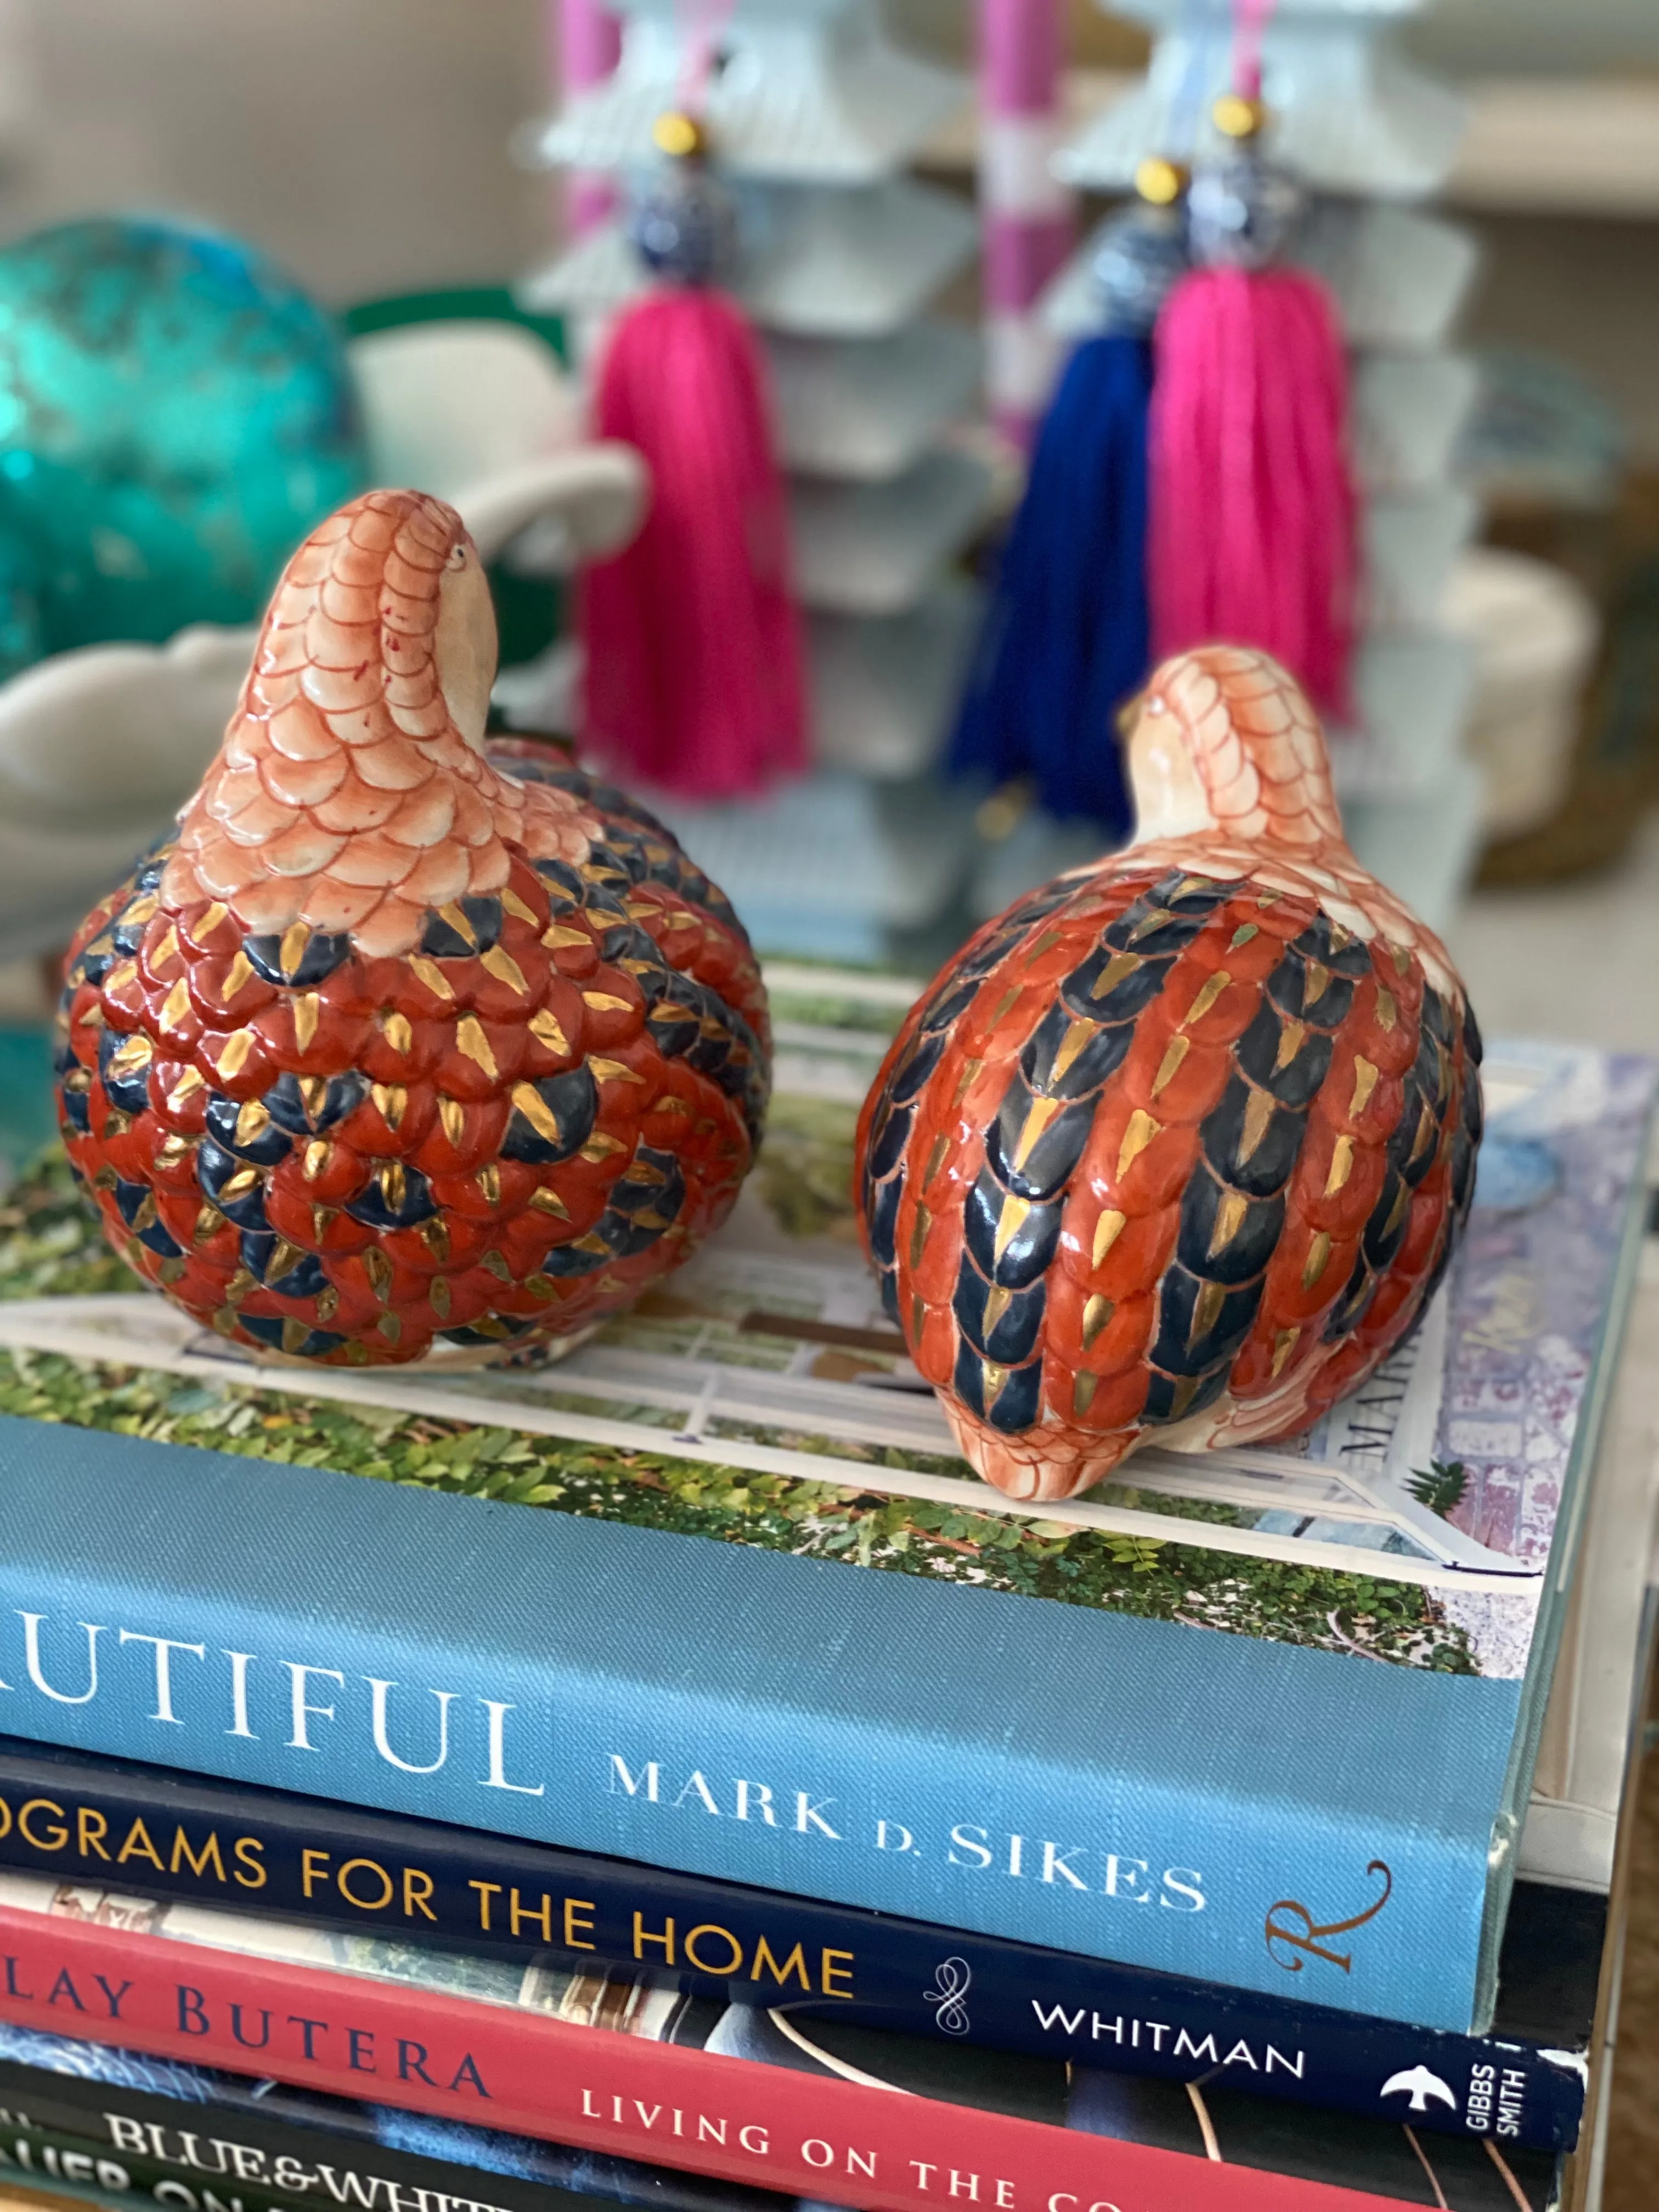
[{"xmin": 948, "ymin": 334, "xmax": 1150, "ymax": 837}]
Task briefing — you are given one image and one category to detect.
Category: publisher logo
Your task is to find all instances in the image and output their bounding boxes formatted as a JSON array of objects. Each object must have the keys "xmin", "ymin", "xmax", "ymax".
[
  {"xmin": 1265, "ymin": 1859, "xmax": 1393, "ymax": 1976},
  {"xmin": 924, "ymin": 1957, "xmax": 972, "ymax": 2036},
  {"xmin": 1380, "ymin": 2066, "xmax": 1457, "ymax": 2115}
]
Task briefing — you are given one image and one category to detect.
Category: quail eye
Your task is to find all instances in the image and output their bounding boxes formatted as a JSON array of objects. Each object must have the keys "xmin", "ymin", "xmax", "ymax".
[{"xmin": 446, "ymin": 543, "xmax": 468, "ymax": 570}]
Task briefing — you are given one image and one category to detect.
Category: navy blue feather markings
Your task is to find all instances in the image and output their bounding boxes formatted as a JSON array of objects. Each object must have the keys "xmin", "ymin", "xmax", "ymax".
[{"xmin": 855, "ymin": 845, "xmax": 1481, "ymax": 1503}]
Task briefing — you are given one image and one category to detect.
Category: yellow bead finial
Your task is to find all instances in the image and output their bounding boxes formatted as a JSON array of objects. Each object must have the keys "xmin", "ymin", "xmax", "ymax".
[
  {"xmin": 1134, "ymin": 155, "xmax": 1188, "ymax": 207},
  {"xmin": 1212, "ymin": 91, "xmax": 1267, "ymax": 141},
  {"xmin": 652, "ymin": 110, "xmax": 709, "ymax": 160}
]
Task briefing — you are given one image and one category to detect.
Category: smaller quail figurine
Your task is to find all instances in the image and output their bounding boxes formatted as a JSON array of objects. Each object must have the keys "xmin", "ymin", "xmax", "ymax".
[
  {"xmin": 54, "ymin": 489, "xmax": 769, "ymax": 1366},
  {"xmin": 857, "ymin": 646, "xmax": 1481, "ymax": 1502}
]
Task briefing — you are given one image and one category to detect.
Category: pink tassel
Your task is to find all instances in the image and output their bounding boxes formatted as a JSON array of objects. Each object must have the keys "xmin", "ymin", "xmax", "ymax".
[
  {"xmin": 1149, "ymin": 264, "xmax": 1358, "ymax": 719},
  {"xmin": 580, "ymin": 287, "xmax": 808, "ymax": 799}
]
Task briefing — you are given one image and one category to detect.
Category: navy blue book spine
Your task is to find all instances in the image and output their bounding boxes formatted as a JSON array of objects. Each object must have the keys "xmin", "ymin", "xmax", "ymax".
[{"xmin": 0, "ymin": 1736, "xmax": 1588, "ymax": 2154}]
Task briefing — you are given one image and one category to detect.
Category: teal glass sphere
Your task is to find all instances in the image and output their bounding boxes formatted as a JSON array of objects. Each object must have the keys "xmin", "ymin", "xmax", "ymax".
[{"xmin": 0, "ymin": 217, "xmax": 368, "ymax": 676}]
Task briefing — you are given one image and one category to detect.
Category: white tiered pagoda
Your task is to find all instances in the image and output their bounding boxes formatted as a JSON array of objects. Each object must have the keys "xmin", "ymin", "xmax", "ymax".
[
  {"xmin": 1035, "ymin": 0, "xmax": 1485, "ymax": 934},
  {"xmin": 521, "ymin": 0, "xmax": 991, "ymax": 961}
]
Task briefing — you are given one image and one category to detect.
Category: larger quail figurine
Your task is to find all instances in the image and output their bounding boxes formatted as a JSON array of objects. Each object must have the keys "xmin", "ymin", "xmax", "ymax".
[
  {"xmin": 857, "ymin": 646, "xmax": 1481, "ymax": 1502},
  {"xmin": 55, "ymin": 489, "xmax": 769, "ymax": 1365}
]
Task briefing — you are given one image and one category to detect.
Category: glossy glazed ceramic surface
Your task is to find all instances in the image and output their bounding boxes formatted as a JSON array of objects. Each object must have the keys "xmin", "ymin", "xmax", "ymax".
[
  {"xmin": 856, "ymin": 646, "xmax": 1481, "ymax": 1500},
  {"xmin": 53, "ymin": 491, "xmax": 768, "ymax": 1368},
  {"xmin": 0, "ymin": 218, "xmax": 365, "ymax": 676}
]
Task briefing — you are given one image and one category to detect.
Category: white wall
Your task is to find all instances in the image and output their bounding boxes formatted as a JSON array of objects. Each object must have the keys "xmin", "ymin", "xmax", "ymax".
[
  {"xmin": 0, "ymin": 0, "xmax": 554, "ymax": 305},
  {"xmin": 1407, "ymin": 0, "xmax": 1659, "ymax": 75}
]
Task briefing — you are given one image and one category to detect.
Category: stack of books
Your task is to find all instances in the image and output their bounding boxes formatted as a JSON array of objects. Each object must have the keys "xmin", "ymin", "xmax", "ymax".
[{"xmin": 0, "ymin": 972, "xmax": 1649, "ymax": 2212}]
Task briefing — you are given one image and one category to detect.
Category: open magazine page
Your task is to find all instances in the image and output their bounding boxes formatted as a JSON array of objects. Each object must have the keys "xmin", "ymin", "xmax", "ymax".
[{"xmin": 0, "ymin": 970, "xmax": 1651, "ymax": 1685}]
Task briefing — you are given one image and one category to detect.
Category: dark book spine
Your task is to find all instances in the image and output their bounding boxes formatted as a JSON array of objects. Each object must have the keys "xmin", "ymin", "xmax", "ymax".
[
  {"xmin": 0, "ymin": 2112, "xmax": 585, "ymax": 2212},
  {"xmin": 0, "ymin": 2050, "xmax": 788, "ymax": 2212},
  {"xmin": 0, "ymin": 1739, "xmax": 1584, "ymax": 2153}
]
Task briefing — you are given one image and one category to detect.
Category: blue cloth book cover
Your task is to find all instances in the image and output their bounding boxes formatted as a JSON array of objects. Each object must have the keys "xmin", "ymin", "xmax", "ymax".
[
  {"xmin": 0, "ymin": 978, "xmax": 1647, "ymax": 2038},
  {"xmin": 0, "ymin": 1733, "xmax": 1602, "ymax": 2151}
]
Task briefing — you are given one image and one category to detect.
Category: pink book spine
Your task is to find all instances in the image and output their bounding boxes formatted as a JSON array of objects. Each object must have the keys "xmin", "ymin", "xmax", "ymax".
[
  {"xmin": 979, "ymin": 0, "xmax": 1075, "ymax": 445},
  {"xmin": 552, "ymin": 0, "xmax": 622, "ymax": 235},
  {"xmin": 0, "ymin": 1904, "xmax": 1435, "ymax": 2212}
]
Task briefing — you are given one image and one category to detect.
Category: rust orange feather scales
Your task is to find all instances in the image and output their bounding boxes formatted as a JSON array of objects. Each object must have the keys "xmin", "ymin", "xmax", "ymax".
[
  {"xmin": 56, "ymin": 490, "xmax": 769, "ymax": 1369},
  {"xmin": 856, "ymin": 646, "xmax": 1481, "ymax": 1502}
]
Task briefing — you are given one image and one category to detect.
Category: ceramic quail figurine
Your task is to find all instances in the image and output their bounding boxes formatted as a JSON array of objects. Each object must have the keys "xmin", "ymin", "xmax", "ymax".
[
  {"xmin": 54, "ymin": 489, "xmax": 768, "ymax": 1366},
  {"xmin": 857, "ymin": 645, "xmax": 1481, "ymax": 1502}
]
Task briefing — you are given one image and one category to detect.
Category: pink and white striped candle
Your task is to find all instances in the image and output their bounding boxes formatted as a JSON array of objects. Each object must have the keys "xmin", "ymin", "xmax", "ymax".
[
  {"xmin": 551, "ymin": 0, "xmax": 623, "ymax": 236},
  {"xmin": 979, "ymin": 0, "xmax": 1075, "ymax": 447}
]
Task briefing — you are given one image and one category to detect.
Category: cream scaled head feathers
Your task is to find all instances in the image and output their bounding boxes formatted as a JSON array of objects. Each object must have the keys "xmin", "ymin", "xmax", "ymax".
[
  {"xmin": 1124, "ymin": 645, "xmax": 1347, "ymax": 852},
  {"xmin": 162, "ymin": 489, "xmax": 597, "ymax": 960}
]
